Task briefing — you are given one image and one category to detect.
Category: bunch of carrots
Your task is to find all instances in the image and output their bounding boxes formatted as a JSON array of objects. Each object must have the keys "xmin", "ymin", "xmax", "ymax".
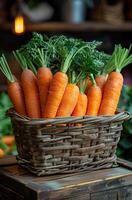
[{"xmin": 0, "ymin": 33, "xmax": 132, "ymax": 119}]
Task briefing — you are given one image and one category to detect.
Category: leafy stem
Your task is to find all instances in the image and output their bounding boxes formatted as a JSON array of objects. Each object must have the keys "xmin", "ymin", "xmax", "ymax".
[
  {"xmin": 0, "ymin": 55, "xmax": 15, "ymax": 83},
  {"xmin": 90, "ymin": 73, "xmax": 96, "ymax": 86},
  {"xmin": 13, "ymin": 50, "xmax": 37, "ymax": 74},
  {"xmin": 79, "ymin": 79, "xmax": 87, "ymax": 94},
  {"xmin": 105, "ymin": 45, "xmax": 132, "ymax": 73},
  {"xmin": 61, "ymin": 45, "xmax": 90, "ymax": 73},
  {"xmin": 13, "ymin": 50, "xmax": 28, "ymax": 70}
]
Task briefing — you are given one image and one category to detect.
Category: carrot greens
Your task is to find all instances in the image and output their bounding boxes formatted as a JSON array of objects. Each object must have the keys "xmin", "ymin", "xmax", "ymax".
[
  {"xmin": 105, "ymin": 45, "xmax": 132, "ymax": 73},
  {"xmin": 18, "ymin": 33, "xmax": 56, "ymax": 69},
  {"xmin": 0, "ymin": 55, "xmax": 15, "ymax": 83},
  {"xmin": 13, "ymin": 50, "xmax": 37, "ymax": 74}
]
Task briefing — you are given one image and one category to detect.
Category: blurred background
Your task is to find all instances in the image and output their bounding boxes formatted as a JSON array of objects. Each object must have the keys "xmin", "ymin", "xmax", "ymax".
[{"xmin": 0, "ymin": 0, "xmax": 132, "ymax": 160}]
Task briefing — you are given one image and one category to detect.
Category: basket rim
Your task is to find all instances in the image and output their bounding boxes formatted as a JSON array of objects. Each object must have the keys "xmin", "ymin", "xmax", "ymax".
[{"xmin": 7, "ymin": 108, "xmax": 131, "ymax": 125}]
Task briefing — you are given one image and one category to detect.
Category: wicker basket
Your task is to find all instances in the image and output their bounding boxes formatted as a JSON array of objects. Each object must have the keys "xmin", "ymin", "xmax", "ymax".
[{"xmin": 8, "ymin": 108, "xmax": 130, "ymax": 176}]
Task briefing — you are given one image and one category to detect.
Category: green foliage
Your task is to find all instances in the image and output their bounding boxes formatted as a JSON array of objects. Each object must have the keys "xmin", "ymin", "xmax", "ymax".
[
  {"xmin": 0, "ymin": 55, "xmax": 15, "ymax": 83},
  {"xmin": 0, "ymin": 92, "xmax": 12, "ymax": 136},
  {"xmin": 0, "ymin": 92, "xmax": 17, "ymax": 155},
  {"xmin": 105, "ymin": 45, "xmax": 132, "ymax": 73},
  {"xmin": 117, "ymin": 85, "xmax": 132, "ymax": 161},
  {"xmin": 17, "ymin": 33, "xmax": 56, "ymax": 70},
  {"xmin": 16, "ymin": 33, "xmax": 108, "ymax": 76}
]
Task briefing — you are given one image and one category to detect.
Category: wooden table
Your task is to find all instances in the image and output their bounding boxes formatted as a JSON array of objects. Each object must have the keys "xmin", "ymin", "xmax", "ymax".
[{"xmin": 0, "ymin": 156, "xmax": 132, "ymax": 200}]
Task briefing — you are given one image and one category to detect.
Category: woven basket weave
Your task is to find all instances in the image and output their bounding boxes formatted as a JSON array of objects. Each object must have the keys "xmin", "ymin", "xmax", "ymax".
[{"xmin": 8, "ymin": 108, "xmax": 130, "ymax": 176}]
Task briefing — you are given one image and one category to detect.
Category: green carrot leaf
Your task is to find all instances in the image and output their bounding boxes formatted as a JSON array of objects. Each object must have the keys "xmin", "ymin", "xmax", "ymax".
[
  {"xmin": 106, "ymin": 44, "xmax": 132, "ymax": 72},
  {"xmin": 0, "ymin": 55, "xmax": 15, "ymax": 82}
]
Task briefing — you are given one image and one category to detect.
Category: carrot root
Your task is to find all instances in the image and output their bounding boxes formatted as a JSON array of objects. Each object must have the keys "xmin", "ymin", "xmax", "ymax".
[
  {"xmin": 57, "ymin": 84, "xmax": 79, "ymax": 117},
  {"xmin": 86, "ymin": 85, "xmax": 102, "ymax": 116},
  {"xmin": 21, "ymin": 69, "xmax": 41, "ymax": 118},
  {"xmin": 95, "ymin": 75, "xmax": 107, "ymax": 91},
  {"xmin": 37, "ymin": 67, "xmax": 53, "ymax": 115},
  {"xmin": 98, "ymin": 72, "xmax": 123, "ymax": 115},
  {"xmin": 43, "ymin": 72, "xmax": 68, "ymax": 118},
  {"xmin": 2, "ymin": 136, "xmax": 15, "ymax": 146},
  {"xmin": 7, "ymin": 81, "xmax": 26, "ymax": 116},
  {"xmin": 72, "ymin": 92, "xmax": 87, "ymax": 116}
]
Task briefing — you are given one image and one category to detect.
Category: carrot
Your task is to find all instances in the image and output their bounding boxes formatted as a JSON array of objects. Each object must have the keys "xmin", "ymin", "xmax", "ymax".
[
  {"xmin": 72, "ymin": 92, "xmax": 87, "ymax": 117},
  {"xmin": 43, "ymin": 72, "xmax": 68, "ymax": 118},
  {"xmin": 17, "ymin": 36, "xmax": 54, "ymax": 116},
  {"xmin": 37, "ymin": 67, "xmax": 53, "ymax": 113},
  {"xmin": 72, "ymin": 79, "xmax": 87, "ymax": 116},
  {"xmin": 43, "ymin": 44, "xmax": 89, "ymax": 118},
  {"xmin": 99, "ymin": 72, "xmax": 123, "ymax": 115},
  {"xmin": 21, "ymin": 69, "xmax": 41, "ymax": 118},
  {"xmin": 33, "ymin": 48, "xmax": 53, "ymax": 115},
  {"xmin": 13, "ymin": 50, "xmax": 41, "ymax": 118},
  {"xmin": 85, "ymin": 76, "xmax": 92, "ymax": 94},
  {"xmin": 0, "ymin": 55, "xmax": 26, "ymax": 116},
  {"xmin": 95, "ymin": 75, "xmax": 107, "ymax": 91},
  {"xmin": 57, "ymin": 83, "xmax": 79, "ymax": 117},
  {"xmin": 7, "ymin": 81, "xmax": 26, "ymax": 115},
  {"xmin": 2, "ymin": 136, "xmax": 15, "ymax": 146},
  {"xmin": 86, "ymin": 74, "xmax": 102, "ymax": 116},
  {"xmin": 99, "ymin": 45, "xmax": 132, "ymax": 115},
  {"xmin": 0, "ymin": 148, "xmax": 4, "ymax": 158}
]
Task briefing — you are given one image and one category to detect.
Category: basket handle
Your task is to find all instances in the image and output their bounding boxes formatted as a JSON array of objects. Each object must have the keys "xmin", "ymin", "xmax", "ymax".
[
  {"xmin": 122, "ymin": 111, "xmax": 131, "ymax": 121},
  {"xmin": 7, "ymin": 108, "xmax": 30, "ymax": 120}
]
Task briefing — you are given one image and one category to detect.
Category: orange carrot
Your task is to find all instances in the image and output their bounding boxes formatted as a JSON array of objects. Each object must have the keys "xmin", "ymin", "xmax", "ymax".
[
  {"xmin": 13, "ymin": 50, "xmax": 41, "ymax": 118},
  {"xmin": 28, "ymin": 48, "xmax": 53, "ymax": 115},
  {"xmin": 57, "ymin": 83, "xmax": 79, "ymax": 117},
  {"xmin": 2, "ymin": 136, "xmax": 15, "ymax": 146},
  {"xmin": 72, "ymin": 79, "xmax": 87, "ymax": 116},
  {"xmin": 95, "ymin": 75, "xmax": 107, "ymax": 91},
  {"xmin": 43, "ymin": 72, "xmax": 68, "ymax": 118},
  {"xmin": 85, "ymin": 76, "xmax": 92, "ymax": 94},
  {"xmin": 0, "ymin": 55, "xmax": 26, "ymax": 116},
  {"xmin": 21, "ymin": 69, "xmax": 41, "ymax": 118},
  {"xmin": 37, "ymin": 67, "xmax": 53, "ymax": 114},
  {"xmin": 86, "ymin": 74, "xmax": 102, "ymax": 116},
  {"xmin": 7, "ymin": 81, "xmax": 26, "ymax": 115},
  {"xmin": 0, "ymin": 148, "xmax": 4, "ymax": 158},
  {"xmin": 72, "ymin": 93, "xmax": 87, "ymax": 116},
  {"xmin": 98, "ymin": 72, "xmax": 123, "ymax": 115},
  {"xmin": 99, "ymin": 45, "xmax": 132, "ymax": 115}
]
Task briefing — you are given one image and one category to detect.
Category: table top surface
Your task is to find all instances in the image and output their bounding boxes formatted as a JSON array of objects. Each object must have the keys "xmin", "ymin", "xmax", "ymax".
[{"xmin": 0, "ymin": 156, "xmax": 132, "ymax": 192}]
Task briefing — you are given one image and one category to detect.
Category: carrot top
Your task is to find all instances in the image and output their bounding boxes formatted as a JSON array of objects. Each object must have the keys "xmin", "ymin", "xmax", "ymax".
[
  {"xmin": 49, "ymin": 35, "xmax": 103, "ymax": 74},
  {"xmin": 79, "ymin": 79, "xmax": 87, "ymax": 94},
  {"xmin": 0, "ymin": 55, "xmax": 15, "ymax": 83},
  {"xmin": 76, "ymin": 47, "xmax": 109, "ymax": 77},
  {"xmin": 61, "ymin": 44, "xmax": 92, "ymax": 74},
  {"xmin": 95, "ymin": 51, "xmax": 111, "ymax": 75},
  {"xmin": 105, "ymin": 45, "xmax": 132, "ymax": 73},
  {"xmin": 13, "ymin": 50, "xmax": 37, "ymax": 74},
  {"xmin": 18, "ymin": 33, "xmax": 56, "ymax": 69},
  {"xmin": 90, "ymin": 74, "xmax": 96, "ymax": 86}
]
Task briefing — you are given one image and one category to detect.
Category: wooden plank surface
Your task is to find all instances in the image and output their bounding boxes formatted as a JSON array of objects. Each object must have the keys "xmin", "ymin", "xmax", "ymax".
[
  {"xmin": 1, "ymin": 22, "xmax": 132, "ymax": 32},
  {"xmin": 0, "ymin": 156, "xmax": 17, "ymax": 166},
  {"xmin": 117, "ymin": 186, "xmax": 132, "ymax": 200},
  {"xmin": 0, "ymin": 156, "xmax": 132, "ymax": 200}
]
